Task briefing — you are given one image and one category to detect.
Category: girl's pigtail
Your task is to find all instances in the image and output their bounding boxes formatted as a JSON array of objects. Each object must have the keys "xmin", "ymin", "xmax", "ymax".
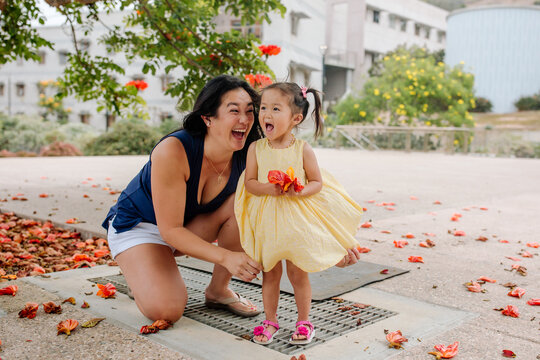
[{"xmin": 307, "ymin": 89, "xmax": 324, "ymax": 139}]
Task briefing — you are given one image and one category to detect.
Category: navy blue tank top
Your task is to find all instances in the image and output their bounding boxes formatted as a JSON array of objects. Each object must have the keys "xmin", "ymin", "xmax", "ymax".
[{"xmin": 102, "ymin": 130, "xmax": 245, "ymax": 233}]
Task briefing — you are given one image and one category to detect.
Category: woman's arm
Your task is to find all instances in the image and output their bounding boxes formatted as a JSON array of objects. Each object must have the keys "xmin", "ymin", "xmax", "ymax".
[
  {"xmin": 244, "ymin": 142, "xmax": 282, "ymax": 196},
  {"xmin": 292, "ymin": 142, "xmax": 322, "ymax": 197},
  {"xmin": 151, "ymin": 138, "xmax": 261, "ymax": 280}
]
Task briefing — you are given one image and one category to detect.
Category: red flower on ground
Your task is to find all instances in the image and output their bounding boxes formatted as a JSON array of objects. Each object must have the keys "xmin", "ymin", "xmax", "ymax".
[
  {"xmin": 18, "ymin": 302, "xmax": 39, "ymax": 319},
  {"xmin": 43, "ymin": 301, "xmax": 62, "ymax": 314},
  {"xmin": 502, "ymin": 350, "xmax": 516, "ymax": 358},
  {"xmin": 477, "ymin": 276, "xmax": 496, "ymax": 283},
  {"xmin": 408, "ymin": 256, "xmax": 424, "ymax": 263},
  {"xmin": 393, "ymin": 240, "xmax": 408, "ymax": 248},
  {"xmin": 429, "ymin": 341, "xmax": 459, "ymax": 359},
  {"xmin": 501, "ymin": 305, "xmax": 519, "ymax": 318},
  {"xmin": 96, "ymin": 283, "xmax": 116, "ymax": 298},
  {"xmin": 57, "ymin": 319, "xmax": 78, "ymax": 336},
  {"xmin": 526, "ymin": 298, "xmax": 540, "ymax": 306},
  {"xmin": 507, "ymin": 287, "xmax": 525, "ymax": 298},
  {"xmin": 386, "ymin": 330, "xmax": 408, "ymax": 349},
  {"xmin": 0, "ymin": 284, "xmax": 18, "ymax": 296}
]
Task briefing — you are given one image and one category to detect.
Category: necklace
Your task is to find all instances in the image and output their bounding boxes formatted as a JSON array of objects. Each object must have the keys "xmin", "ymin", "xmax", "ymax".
[
  {"xmin": 205, "ymin": 154, "xmax": 231, "ymax": 184},
  {"xmin": 267, "ymin": 134, "xmax": 295, "ymax": 149}
]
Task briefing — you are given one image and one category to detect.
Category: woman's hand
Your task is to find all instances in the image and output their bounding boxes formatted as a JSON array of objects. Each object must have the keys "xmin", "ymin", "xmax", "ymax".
[
  {"xmin": 223, "ymin": 251, "xmax": 262, "ymax": 281},
  {"xmin": 335, "ymin": 247, "xmax": 361, "ymax": 268}
]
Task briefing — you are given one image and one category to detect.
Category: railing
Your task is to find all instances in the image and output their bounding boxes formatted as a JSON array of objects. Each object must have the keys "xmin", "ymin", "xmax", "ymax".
[{"xmin": 334, "ymin": 125, "xmax": 540, "ymax": 155}]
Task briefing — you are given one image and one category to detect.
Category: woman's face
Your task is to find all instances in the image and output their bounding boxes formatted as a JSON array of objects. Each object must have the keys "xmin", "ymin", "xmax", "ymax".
[{"xmin": 206, "ymin": 88, "xmax": 255, "ymax": 152}]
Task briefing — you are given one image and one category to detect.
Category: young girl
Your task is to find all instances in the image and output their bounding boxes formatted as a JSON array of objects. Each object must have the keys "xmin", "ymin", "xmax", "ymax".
[{"xmin": 234, "ymin": 82, "xmax": 363, "ymax": 345}]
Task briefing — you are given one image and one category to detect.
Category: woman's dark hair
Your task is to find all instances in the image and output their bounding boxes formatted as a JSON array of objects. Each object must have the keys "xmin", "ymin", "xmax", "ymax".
[
  {"xmin": 262, "ymin": 82, "xmax": 323, "ymax": 138},
  {"xmin": 182, "ymin": 75, "xmax": 263, "ymax": 153}
]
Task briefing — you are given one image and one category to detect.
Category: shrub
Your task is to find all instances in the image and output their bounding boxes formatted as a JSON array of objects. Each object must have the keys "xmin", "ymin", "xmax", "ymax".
[
  {"xmin": 158, "ymin": 117, "xmax": 181, "ymax": 136},
  {"xmin": 0, "ymin": 149, "xmax": 16, "ymax": 157},
  {"xmin": 514, "ymin": 92, "xmax": 540, "ymax": 111},
  {"xmin": 469, "ymin": 97, "xmax": 492, "ymax": 113},
  {"xmin": 40, "ymin": 141, "xmax": 82, "ymax": 156},
  {"xmin": 83, "ymin": 119, "xmax": 161, "ymax": 155},
  {"xmin": 0, "ymin": 115, "xmax": 58, "ymax": 153}
]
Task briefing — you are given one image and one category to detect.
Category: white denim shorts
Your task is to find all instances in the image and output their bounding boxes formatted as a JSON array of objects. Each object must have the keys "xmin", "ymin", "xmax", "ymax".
[{"xmin": 107, "ymin": 218, "xmax": 176, "ymax": 259}]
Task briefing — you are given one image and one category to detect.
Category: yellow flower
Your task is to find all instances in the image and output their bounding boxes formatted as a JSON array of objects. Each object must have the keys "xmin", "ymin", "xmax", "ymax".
[
  {"xmin": 39, "ymin": 94, "xmax": 45, "ymax": 98},
  {"xmin": 395, "ymin": 56, "xmax": 401, "ymax": 61},
  {"xmin": 458, "ymin": 99, "xmax": 464, "ymax": 105},
  {"xmin": 359, "ymin": 111, "xmax": 366, "ymax": 117},
  {"xmin": 437, "ymin": 62, "xmax": 444, "ymax": 67},
  {"xmin": 354, "ymin": 103, "xmax": 360, "ymax": 109},
  {"xmin": 438, "ymin": 72, "xmax": 444, "ymax": 78},
  {"xmin": 384, "ymin": 56, "xmax": 389, "ymax": 61},
  {"xmin": 66, "ymin": 107, "xmax": 72, "ymax": 113},
  {"xmin": 437, "ymin": 84, "xmax": 442, "ymax": 90},
  {"xmin": 408, "ymin": 74, "xmax": 413, "ymax": 80},
  {"xmin": 410, "ymin": 91, "xmax": 416, "ymax": 95},
  {"xmin": 399, "ymin": 104, "xmax": 405, "ymax": 109},
  {"xmin": 327, "ymin": 126, "xmax": 333, "ymax": 133},
  {"xmin": 377, "ymin": 116, "xmax": 382, "ymax": 122},
  {"xmin": 395, "ymin": 92, "xmax": 401, "ymax": 97},
  {"xmin": 411, "ymin": 62, "xmax": 416, "ymax": 67},
  {"xmin": 408, "ymin": 85, "xmax": 414, "ymax": 90},
  {"xmin": 458, "ymin": 72, "xmax": 462, "ymax": 77},
  {"xmin": 448, "ymin": 105, "xmax": 453, "ymax": 109},
  {"xmin": 47, "ymin": 97, "xmax": 53, "ymax": 102},
  {"xmin": 459, "ymin": 61, "xmax": 465, "ymax": 65},
  {"xmin": 453, "ymin": 139, "xmax": 459, "ymax": 145},
  {"xmin": 374, "ymin": 89, "xmax": 380, "ymax": 96},
  {"xmin": 470, "ymin": 99, "xmax": 476, "ymax": 108},
  {"xmin": 426, "ymin": 121, "xmax": 431, "ymax": 126}
]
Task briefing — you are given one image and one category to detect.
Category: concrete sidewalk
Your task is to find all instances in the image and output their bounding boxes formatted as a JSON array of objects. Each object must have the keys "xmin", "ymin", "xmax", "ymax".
[{"xmin": 1, "ymin": 150, "xmax": 539, "ymax": 359}]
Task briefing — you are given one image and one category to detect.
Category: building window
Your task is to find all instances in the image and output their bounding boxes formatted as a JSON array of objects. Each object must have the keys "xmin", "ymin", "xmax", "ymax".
[
  {"xmin": 38, "ymin": 51, "xmax": 46, "ymax": 65},
  {"xmin": 389, "ymin": 15, "xmax": 396, "ymax": 29},
  {"xmin": 106, "ymin": 113, "xmax": 116, "ymax": 129},
  {"xmin": 59, "ymin": 51, "xmax": 69, "ymax": 65},
  {"xmin": 132, "ymin": 75, "xmax": 145, "ymax": 81},
  {"xmin": 0, "ymin": 83, "xmax": 4, "ymax": 96},
  {"xmin": 437, "ymin": 31, "xmax": 446, "ymax": 43},
  {"xmin": 400, "ymin": 18, "xmax": 407, "ymax": 32},
  {"xmin": 415, "ymin": 23, "xmax": 421, "ymax": 36},
  {"xmin": 230, "ymin": 19, "xmax": 262, "ymax": 38},
  {"xmin": 80, "ymin": 113, "xmax": 90, "ymax": 124},
  {"xmin": 424, "ymin": 27, "xmax": 431, "ymax": 39},
  {"xmin": 372, "ymin": 10, "xmax": 380, "ymax": 24},
  {"xmin": 160, "ymin": 74, "xmax": 173, "ymax": 92},
  {"xmin": 16, "ymin": 83, "xmax": 25, "ymax": 97}
]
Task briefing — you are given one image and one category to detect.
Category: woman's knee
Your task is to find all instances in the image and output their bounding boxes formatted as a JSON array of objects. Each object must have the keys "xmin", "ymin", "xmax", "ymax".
[{"xmin": 138, "ymin": 293, "xmax": 188, "ymax": 323}]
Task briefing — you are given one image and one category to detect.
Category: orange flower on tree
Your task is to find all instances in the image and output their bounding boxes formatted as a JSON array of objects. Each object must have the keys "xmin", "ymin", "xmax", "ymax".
[
  {"xmin": 386, "ymin": 330, "xmax": 408, "ymax": 349},
  {"xmin": 258, "ymin": 45, "xmax": 281, "ymax": 56},
  {"xmin": 0, "ymin": 284, "xmax": 18, "ymax": 296},
  {"xmin": 96, "ymin": 283, "xmax": 116, "ymax": 298},
  {"xmin": 57, "ymin": 319, "xmax": 79, "ymax": 337},
  {"xmin": 18, "ymin": 302, "xmax": 39, "ymax": 319},
  {"xmin": 125, "ymin": 80, "xmax": 148, "ymax": 91},
  {"xmin": 245, "ymin": 74, "xmax": 273, "ymax": 89},
  {"xmin": 429, "ymin": 341, "xmax": 459, "ymax": 359}
]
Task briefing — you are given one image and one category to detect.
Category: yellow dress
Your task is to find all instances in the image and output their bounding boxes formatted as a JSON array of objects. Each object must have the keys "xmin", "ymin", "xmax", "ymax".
[{"xmin": 234, "ymin": 138, "xmax": 363, "ymax": 273}]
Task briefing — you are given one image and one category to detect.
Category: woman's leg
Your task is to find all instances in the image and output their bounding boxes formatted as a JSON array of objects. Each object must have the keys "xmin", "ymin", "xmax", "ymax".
[
  {"xmin": 185, "ymin": 194, "xmax": 258, "ymax": 313},
  {"xmin": 254, "ymin": 262, "xmax": 282, "ymax": 342},
  {"xmin": 115, "ymin": 244, "xmax": 187, "ymax": 322},
  {"xmin": 286, "ymin": 260, "xmax": 312, "ymax": 340}
]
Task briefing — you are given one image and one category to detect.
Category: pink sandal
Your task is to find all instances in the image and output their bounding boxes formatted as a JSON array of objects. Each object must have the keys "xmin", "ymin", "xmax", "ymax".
[
  {"xmin": 252, "ymin": 320, "xmax": 280, "ymax": 345},
  {"xmin": 289, "ymin": 320, "xmax": 315, "ymax": 345}
]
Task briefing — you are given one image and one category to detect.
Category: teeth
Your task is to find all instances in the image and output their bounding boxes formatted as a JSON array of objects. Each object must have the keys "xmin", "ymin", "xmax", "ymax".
[{"xmin": 233, "ymin": 129, "xmax": 246, "ymax": 132}]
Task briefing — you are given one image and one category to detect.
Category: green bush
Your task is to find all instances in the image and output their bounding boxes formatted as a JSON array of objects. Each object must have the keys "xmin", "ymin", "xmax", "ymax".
[
  {"xmin": 158, "ymin": 118, "xmax": 182, "ymax": 136},
  {"xmin": 44, "ymin": 122, "xmax": 99, "ymax": 151},
  {"xmin": 83, "ymin": 119, "xmax": 161, "ymax": 155},
  {"xmin": 514, "ymin": 92, "xmax": 540, "ymax": 111},
  {"xmin": 0, "ymin": 114, "xmax": 58, "ymax": 153},
  {"xmin": 469, "ymin": 97, "xmax": 492, "ymax": 113}
]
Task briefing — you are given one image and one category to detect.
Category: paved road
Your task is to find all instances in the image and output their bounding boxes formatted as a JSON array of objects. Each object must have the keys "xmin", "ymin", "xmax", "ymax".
[{"xmin": 1, "ymin": 150, "xmax": 539, "ymax": 359}]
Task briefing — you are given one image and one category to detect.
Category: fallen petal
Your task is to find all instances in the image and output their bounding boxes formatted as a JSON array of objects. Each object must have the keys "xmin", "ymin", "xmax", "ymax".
[{"xmin": 502, "ymin": 350, "xmax": 516, "ymax": 358}]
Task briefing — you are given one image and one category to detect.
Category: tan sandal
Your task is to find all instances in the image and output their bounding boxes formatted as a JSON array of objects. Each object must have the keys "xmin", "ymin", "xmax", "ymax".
[{"xmin": 205, "ymin": 292, "xmax": 261, "ymax": 317}]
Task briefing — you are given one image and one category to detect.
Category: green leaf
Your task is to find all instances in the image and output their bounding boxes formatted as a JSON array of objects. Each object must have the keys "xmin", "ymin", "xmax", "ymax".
[{"xmin": 81, "ymin": 318, "xmax": 106, "ymax": 328}]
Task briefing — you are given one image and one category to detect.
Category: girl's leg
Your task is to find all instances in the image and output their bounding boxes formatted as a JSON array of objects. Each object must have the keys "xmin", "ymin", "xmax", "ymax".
[
  {"xmin": 254, "ymin": 261, "xmax": 282, "ymax": 342},
  {"xmin": 286, "ymin": 260, "xmax": 312, "ymax": 340},
  {"xmin": 185, "ymin": 194, "xmax": 258, "ymax": 314},
  {"xmin": 116, "ymin": 244, "xmax": 187, "ymax": 322}
]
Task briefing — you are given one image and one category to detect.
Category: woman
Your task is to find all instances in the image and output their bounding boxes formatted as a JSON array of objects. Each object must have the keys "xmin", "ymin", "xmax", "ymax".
[{"xmin": 103, "ymin": 75, "xmax": 264, "ymax": 322}]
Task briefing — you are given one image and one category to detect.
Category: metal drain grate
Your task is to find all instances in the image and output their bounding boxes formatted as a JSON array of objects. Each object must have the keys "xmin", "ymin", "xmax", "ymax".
[{"xmin": 89, "ymin": 266, "xmax": 397, "ymax": 355}]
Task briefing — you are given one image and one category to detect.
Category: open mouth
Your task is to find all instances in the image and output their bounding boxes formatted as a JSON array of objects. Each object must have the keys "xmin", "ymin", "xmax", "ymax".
[
  {"xmin": 232, "ymin": 129, "xmax": 247, "ymax": 140},
  {"xmin": 265, "ymin": 123, "xmax": 274, "ymax": 133}
]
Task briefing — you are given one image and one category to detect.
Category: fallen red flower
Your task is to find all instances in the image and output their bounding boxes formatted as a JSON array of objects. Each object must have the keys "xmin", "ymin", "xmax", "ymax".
[
  {"xmin": 429, "ymin": 341, "xmax": 459, "ymax": 359},
  {"xmin": 96, "ymin": 283, "xmax": 116, "ymax": 298},
  {"xmin": 453, "ymin": 230, "xmax": 465, "ymax": 236},
  {"xmin": 403, "ymin": 233, "xmax": 415, "ymax": 239},
  {"xmin": 360, "ymin": 222, "xmax": 372, "ymax": 228},
  {"xmin": 526, "ymin": 242, "xmax": 539, "ymax": 248},
  {"xmin": 140, "ymin": 325, "xmax": 160, "ymax": 334},
  {"xmin": 501, "ymin": 305, "xmax": 519, "ymax": 318},
  {"xmin": 393, "ymin": 240, "xmax": 408, "ymax": 248},
  {"xmin": 57, "ymin": 319, "xmax": 78, "ymax": 336},
  {"xmin": 502, "ymin": 350, "xmax": 516, "ymax": 358},
  {"xmin": 466, "ymin": 282, "xmax": 482, "ymax": 293},
  {"xmin": 152, "ymin": 319, "xmax": 173, "ymax": 330},
  {"xmin": 507, "ymin": 287, "xmax": 525, "ymax": 298},
  {"xmin": 267, "ymin": 167, "xmax": 304, "ymax": 193},
  {"xmin": 477, "ymin": 276, "xmax": 496, "ymax": 283},
  {"xmin": 526, "ymin": 298, "xmax": 540, "ymax": 306},
  {"xmin": 18, "ymin": 302, "xmax": 39, "ymax": 319},
  {"xmin": 408, "ymin": 256, "xmax": 424, "ymax": 263},
  {"xmin": 43, "ymin": 301, "xmax": 62, "ymax": 314},
  {"xmin": 356, "ymin": 246, "xmax": 371, "ymax": 253},
  {"xmin": 386, "ymin": 330, "xmax": 408, "ymax": 349},
  {"xmin": 520, "ymin": 251, "xmax": 533, "ymax": 258},
  {"xmin": 0, "ymin": 284, "xmax": 18, "ymax": 296}
]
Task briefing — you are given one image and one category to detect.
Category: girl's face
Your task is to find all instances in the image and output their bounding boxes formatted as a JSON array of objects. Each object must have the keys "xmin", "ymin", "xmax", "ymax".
[
  {"xmin": 205, "ymin": 88, "xmax": 255, "ymax": 152},
  {"xmin": 259, "ymin": 88, "xmax": 302, "ymax": 142}
]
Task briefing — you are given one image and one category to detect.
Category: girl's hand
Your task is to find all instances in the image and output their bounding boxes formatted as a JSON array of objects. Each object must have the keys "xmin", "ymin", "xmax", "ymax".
[
  {"xmin": 223, "ymin": 251, "xmax": 262, "ymax": 282},
  {"xmin": 335, "ymin": 247, "xmax": 361, "ymax": 268},
  {"xmin": 284, "ymin": 188, "xmax": 303, "ymax": 197},
  {"xmin": 266, "ymin": 183, "xmax": 284, "ymax": 196}
]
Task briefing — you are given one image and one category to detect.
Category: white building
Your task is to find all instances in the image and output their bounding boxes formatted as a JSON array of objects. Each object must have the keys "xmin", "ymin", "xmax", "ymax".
[
  {"xmin": 323, "ymin": 0, "xmax": 448, "ymax": 106},
  {"xmin": 445, "ymin": 6, "xmax": 540, "ymax": 113},
  {"xmin": 0, "ymin": 1, "xmax": 325, "ymax": 130}
]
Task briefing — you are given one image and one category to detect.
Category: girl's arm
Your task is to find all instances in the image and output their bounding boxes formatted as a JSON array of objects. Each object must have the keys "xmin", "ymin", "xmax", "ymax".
[
  {"xmin": 151, "ymin": 138, "xmax": 261, "ymax": 281},
  {"xmin": 294, "ymin": 142, "xmax": 322, "ymax": 197},
  {"xmin": 244, "ymin": 142, "xmax": 282, "ymax": 196}
]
